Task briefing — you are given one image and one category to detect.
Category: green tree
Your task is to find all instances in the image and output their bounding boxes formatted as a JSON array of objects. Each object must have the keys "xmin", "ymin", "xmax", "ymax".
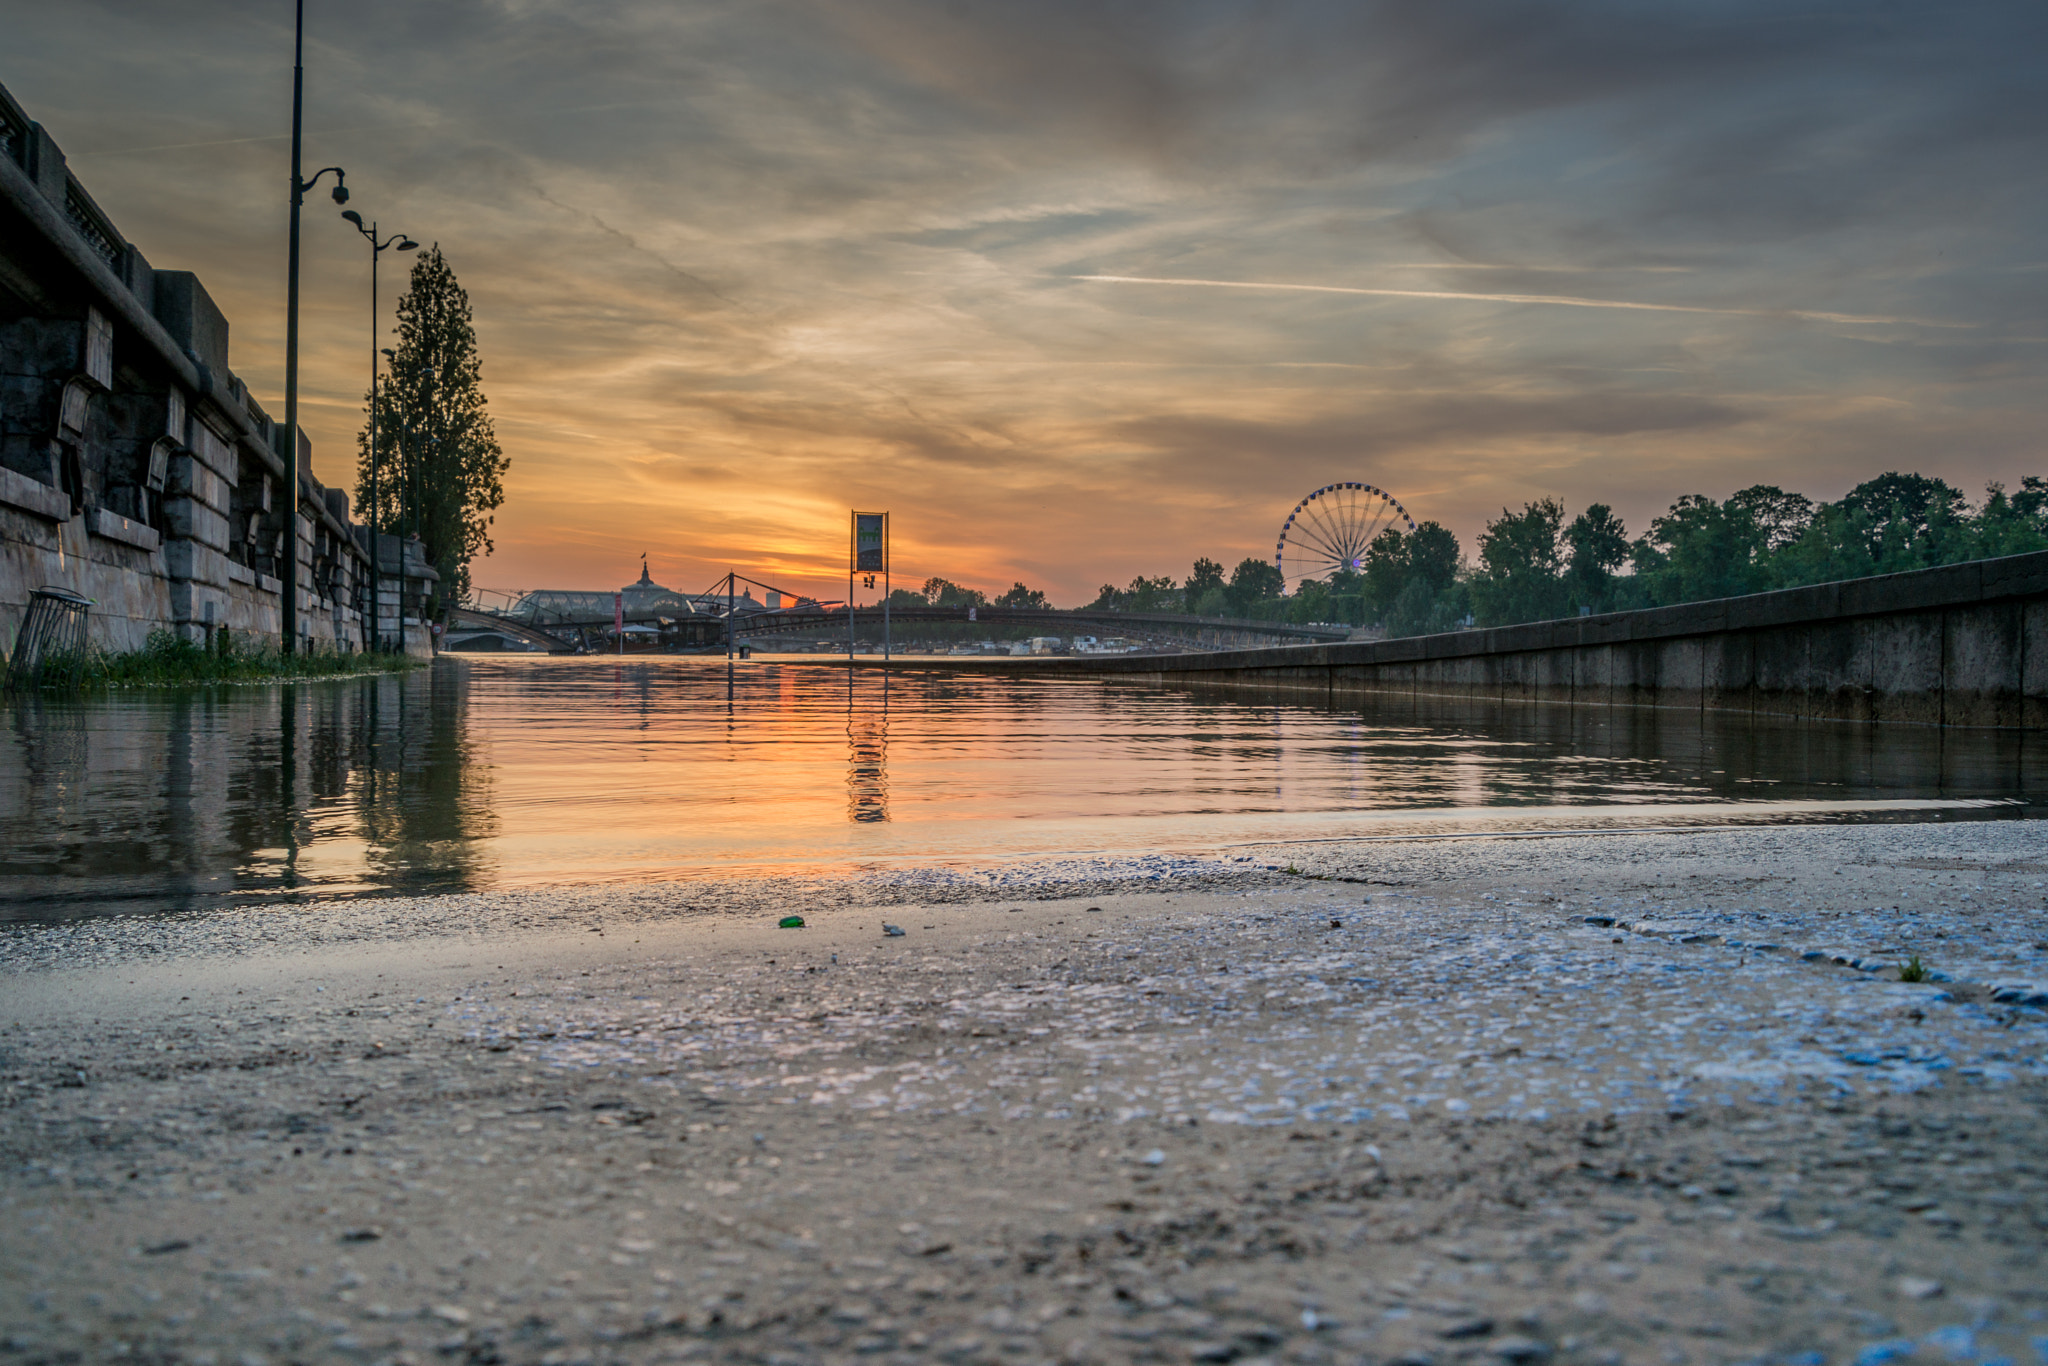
[
  {"xmin": 1361, "ymin": 527, "xmax": 1409, "ymax": 620},
  {"xmin": 921, "ymin": 577, "xmax": 987, "ymax": 609},
  {"xmin": 1759, "ymin": 473, "xmax": 1974, "ymax": 587},
  {"xmin": 1124, "ymin": 575, "xmax": 1179, "ymax": 612},
  {"xmin": 1407, "ymin": 522, "xmax": 1461, "ymax": 597},
  {"xmin": 1285, "ymin": 577, "xmax": 1334, "ymax": 624},
  {"xmin": 1224, "ymin": 558, "xmax": 1284, "ymax": 617},
  {"xmin": 1471, "ymin": 499, "xmax": 1568, "ymax": 626},
  {"xmin": 1727, "ymin": 485, "xmax": 1814, "ymax": 551},
  {"xmin": 1186, "ymin": 557, "xmax": 1226, "ymax": 603},
  {"xmin": 1631, "ymin": 495, "xmax": 1765, "ymax": 605},
  {"xmin": 1836, "ymin": 473, "xmax": 1966, "ymax": 558},
  {"xmin": 1765, "ymin": 502, "xmax": 1879, "ymax": 587},
  {"xmin": 1969, "ymin": 480, "xmax": 2048, "ymax": 560},
  {"xmin": 1563, "ymin": 503, "xmax": 1629, "ymax": 613},
  {"xmin": 356, "ymin": 245, "xmax": 508, "ymax": 605},
  {"xmin": 1392, "ymin": 522, "xmax": 1467, "ymax": 636},
  {"xmin": 994, "ymin": 582, "xmax": 1050, "ymax": 609},
  {"xmin": 1353, "ymin": 521, "xmax": 1464, "ymax": 635}
]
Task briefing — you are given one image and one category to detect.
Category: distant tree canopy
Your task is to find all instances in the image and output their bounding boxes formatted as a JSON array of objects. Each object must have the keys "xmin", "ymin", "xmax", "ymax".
[
  {"xmin": 920, "ymin": 576, "xmax": 987, "ymax": 609},
  {"xmin": 994, "ymin": 582, "xmax": 1050, "ymax": 609},
  {"xmin": 889, "ymin": 470, "xmax": 2048, "ymax": 641},
  {"xmin": 1356, "ymin": 520, "xmax": 1464, "ymax": 637},
  {"xmin": 1088, "ymin": 574, "xmax": 1178, "ymax": 612},
  {"xmin": 1480, "ymin": 473, "xmax": 2048, "ymax": 629}
]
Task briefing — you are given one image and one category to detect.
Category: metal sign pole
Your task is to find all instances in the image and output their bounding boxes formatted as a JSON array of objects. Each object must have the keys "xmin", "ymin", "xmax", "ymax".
[
  {"xmin": 726, "ymin": 570, "xmax": 735, "ymax": 701},
  {"xmin": 847, "ymin": 511, "xmax": 856, "ymax": 663},
  {"xmin": 851, "ymin": 510, "xmax": 888, "ymax": 668}
]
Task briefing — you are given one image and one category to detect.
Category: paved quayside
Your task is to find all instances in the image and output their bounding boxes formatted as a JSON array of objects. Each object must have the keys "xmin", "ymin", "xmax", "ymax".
[{"xmin": 2, "ymin": 819, "xmax": 2045, "ymax": 1366}]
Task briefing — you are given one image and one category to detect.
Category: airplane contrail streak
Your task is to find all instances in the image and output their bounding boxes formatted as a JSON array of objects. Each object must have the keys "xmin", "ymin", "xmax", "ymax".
[{"xmin": 1073, "ymin": 274, "xmax": 1948, "ymax": 328}]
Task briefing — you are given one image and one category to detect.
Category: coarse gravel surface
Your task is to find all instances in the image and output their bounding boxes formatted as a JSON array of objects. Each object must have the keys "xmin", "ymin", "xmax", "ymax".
[{"xmin": 4, "ymin": 818, "xmax": 2047, "ymax": 1366}]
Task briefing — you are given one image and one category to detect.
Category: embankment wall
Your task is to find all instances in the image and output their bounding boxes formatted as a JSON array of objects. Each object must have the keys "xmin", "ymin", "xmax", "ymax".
[{"xmin": 906, "ymin": 552, "xmax": 2048, "ymax": 729}]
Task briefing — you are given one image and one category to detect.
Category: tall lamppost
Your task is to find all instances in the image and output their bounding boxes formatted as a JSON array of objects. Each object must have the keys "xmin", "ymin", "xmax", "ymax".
[
  {"xmin": 283, "ymin": 0, "xmax": 348, "ymax": 654},
  {"xmin": 341, "ymin": 211, "xmax": 416, "ymax": 652}
]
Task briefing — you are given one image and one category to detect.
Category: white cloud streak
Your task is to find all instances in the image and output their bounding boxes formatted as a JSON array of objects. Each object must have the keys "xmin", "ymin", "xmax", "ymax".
[{"xmin": 1072, "ymin": 274, "xmax": 1955, "ymax": 329}]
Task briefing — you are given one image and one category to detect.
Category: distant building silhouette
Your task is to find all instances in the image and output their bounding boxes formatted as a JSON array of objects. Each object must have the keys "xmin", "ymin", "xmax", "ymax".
[{"xmin": 514, "ymin": 564, "xmax": 759, "ymax": 622}]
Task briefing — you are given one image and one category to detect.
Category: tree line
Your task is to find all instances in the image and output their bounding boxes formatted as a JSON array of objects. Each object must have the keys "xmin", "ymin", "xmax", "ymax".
[
  {"xmin": 1056, "ymin": 470, "xmax": 2048, "ymax": 636},
  {"xmin": 1463, "ymin": 472, "xmax": 2048, "ymax": 629}
]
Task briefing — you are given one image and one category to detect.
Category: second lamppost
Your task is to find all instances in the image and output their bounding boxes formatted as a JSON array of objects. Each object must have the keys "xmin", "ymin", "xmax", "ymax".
[{"xmin": 341, "ymin": 211, "xmax": 416, "ymax": 652}]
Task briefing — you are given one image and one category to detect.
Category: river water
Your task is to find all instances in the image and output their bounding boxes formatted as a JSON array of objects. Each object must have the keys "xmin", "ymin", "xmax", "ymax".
[{"xmin": 3, "ymin": 656, "xmax": 2042, "ymax": 921}]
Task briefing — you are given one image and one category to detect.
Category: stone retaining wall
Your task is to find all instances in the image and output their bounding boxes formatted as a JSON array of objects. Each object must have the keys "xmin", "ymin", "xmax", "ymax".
[{"xmin": 922, "ymin": 552, "xmax": 2048, "ymax": 730}]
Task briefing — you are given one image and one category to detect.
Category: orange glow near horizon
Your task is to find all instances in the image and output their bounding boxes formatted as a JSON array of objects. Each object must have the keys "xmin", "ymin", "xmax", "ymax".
[{"xmin": 7, "ymin": 3, "xmax": 2041, "ymax": 607}]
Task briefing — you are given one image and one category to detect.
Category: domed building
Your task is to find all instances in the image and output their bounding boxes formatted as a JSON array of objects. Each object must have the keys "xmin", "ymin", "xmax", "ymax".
[{"xmin": 512, "ymin": 561, "xmax": 757, "ymax": 623}]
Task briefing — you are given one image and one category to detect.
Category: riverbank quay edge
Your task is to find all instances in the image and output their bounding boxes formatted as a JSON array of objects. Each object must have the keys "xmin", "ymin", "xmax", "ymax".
[{"xmin": 3, "ymin": 819, "xmax": 2045, "ymax": 1366}]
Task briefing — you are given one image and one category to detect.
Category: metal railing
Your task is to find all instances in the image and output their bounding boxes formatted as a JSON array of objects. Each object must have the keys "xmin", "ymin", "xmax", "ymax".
[{"xmin": 4, "ymin": 586, "xmax": 93, "ymax": 691}]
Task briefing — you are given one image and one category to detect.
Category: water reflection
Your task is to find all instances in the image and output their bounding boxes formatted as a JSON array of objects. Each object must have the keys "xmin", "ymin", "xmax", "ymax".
[
  {"xmin": 0, "ymin": 667, "xmax": 493, "ymax": 919},
  {"xmin": 3, "ymin": 656, "xmax": 2045, "ymax": 924},
  {"xmin": 846, "ymin": 673, "xmax": 889, "ymax": 824}
]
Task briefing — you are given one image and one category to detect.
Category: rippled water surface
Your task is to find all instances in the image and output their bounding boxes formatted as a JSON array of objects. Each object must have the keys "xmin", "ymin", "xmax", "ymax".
[{"xmin": 4, "ymin": 655, "xmax": 2043, "ymax": 919}]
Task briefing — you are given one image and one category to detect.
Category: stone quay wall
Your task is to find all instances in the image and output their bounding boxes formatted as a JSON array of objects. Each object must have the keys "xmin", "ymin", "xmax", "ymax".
[
  {"xmin": 0, "ymin": 79, "xmax": 435, "ymax": 662},
  {"xmin": 930, "ymin": 551, "xmax": 2048, "ymax": 730}
]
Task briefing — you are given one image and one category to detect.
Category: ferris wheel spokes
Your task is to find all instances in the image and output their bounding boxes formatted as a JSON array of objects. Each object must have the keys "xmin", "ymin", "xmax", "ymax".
[{"xmin": 1274, "ymin": 481, "xmax": 1417, "ymax": 587}]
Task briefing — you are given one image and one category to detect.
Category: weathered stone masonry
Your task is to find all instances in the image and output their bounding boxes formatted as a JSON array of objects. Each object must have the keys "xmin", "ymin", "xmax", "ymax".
[{"xmin": 0, "ymin": 78, "xmax": 434, "ymax": 659}]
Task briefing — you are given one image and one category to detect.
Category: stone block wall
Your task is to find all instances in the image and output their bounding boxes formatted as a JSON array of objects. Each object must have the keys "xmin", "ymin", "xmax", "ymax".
[{"xmin": 0, "ymin": 78, "xmax": 384, "ymax": 665}]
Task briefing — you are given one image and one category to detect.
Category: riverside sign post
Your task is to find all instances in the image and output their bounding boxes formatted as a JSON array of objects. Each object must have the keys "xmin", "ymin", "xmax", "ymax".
[{"xmin": 850, "ymin": 511, "xmax": 890, "ymax": 662}]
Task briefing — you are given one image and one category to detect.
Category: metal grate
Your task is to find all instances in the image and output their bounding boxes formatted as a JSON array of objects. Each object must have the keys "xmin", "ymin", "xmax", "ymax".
[{"xmin": 4, "ymin": 586, "xmax": 93, "ymax": 690}]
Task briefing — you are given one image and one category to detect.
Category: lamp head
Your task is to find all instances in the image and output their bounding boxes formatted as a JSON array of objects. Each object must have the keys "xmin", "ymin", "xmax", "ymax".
[
  {"xmin": 398, "ymin": 239, "xmax": 419, "ymax": 251},
  {"xmin": 381, "ymin": 348, "xmax": 395, "ymax": 359},
  {"xmin": 340, "ymin": 209, "xmax": 364, "ymax": 227},
  {"xmin": 330, "ymin": 181, "xmax": 350, "ymax": 206}
]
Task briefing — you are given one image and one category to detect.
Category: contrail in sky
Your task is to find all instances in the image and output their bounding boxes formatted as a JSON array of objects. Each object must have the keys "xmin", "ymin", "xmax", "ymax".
[{"xmin": 1073, "ymin": 274, "xmax": 1945, "ymax": 328}]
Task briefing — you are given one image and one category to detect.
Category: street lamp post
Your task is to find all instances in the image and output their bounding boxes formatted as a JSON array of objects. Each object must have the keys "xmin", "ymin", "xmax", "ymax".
[
  {"xmin": 282, "ymin": 0, "xmax": 348, "ymax": 654},
  {"xmin": 341, "ymin": 212, "xmax": 416, "ymax": 652}
]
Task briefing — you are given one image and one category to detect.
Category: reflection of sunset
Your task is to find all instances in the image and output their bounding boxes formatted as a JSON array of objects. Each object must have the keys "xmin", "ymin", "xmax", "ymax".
[{"xmin": 0, "ymin": 656, "xmax": 2025, "ymax": 917}]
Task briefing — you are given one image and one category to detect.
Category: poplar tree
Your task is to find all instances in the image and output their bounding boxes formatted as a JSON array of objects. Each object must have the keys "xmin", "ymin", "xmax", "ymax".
[{"xmin": 355, "ymin": 245, "xmax": 509, "ymax": 607}]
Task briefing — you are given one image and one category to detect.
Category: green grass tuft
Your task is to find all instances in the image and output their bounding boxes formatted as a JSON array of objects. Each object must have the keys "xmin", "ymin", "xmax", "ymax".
[
  {"xmin": 1897, "ymin": 955, "xmax": 1930, "ymax": 983},
  {"xmin": 8, "ymin": 629, "xmax": 422, "ymax": 692}
]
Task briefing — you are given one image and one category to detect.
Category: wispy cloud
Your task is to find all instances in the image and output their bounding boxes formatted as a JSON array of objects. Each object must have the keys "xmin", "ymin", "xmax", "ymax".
[
  {"xmin": 4, "ymin": 0, "xmax": 2040, "ymax": 602},
  {"xmin": 1071, "ymin": 275, "xmax": 1952, "ymax": 329}
]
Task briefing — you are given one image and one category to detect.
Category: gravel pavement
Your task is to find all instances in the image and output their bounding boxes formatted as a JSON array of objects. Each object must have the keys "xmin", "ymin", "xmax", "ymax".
[{"xmin": 3, "ymin": 817, "xmax": 2046, "ymax": 1366}]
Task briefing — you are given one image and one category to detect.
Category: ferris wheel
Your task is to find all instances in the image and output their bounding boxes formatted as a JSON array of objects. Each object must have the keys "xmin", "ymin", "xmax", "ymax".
[{"xmin": 1275, "ymin": 482, "xmax": 1416, "ymax": 586}]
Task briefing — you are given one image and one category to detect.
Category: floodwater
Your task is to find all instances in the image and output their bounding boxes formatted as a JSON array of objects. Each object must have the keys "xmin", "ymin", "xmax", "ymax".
[{"xmin": 3, "ymin": 655, "xmax": 2043, "ymax": 921}]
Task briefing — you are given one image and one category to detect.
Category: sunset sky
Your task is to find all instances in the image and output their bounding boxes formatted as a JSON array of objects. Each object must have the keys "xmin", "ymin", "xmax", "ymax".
[{"xmin": 6, "ymin": 1, "xmax": 2043, "ymax": 604}]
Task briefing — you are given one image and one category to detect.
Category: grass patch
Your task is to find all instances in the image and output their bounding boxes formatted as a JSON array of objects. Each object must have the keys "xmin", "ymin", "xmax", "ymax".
[
  {"xmin": 9, "ymin": 629, "xmax": 422, "ymax": 692},
  {"xmin": 1897, "ymin": 955, "xmax": 1931, "ymax": 983}
]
